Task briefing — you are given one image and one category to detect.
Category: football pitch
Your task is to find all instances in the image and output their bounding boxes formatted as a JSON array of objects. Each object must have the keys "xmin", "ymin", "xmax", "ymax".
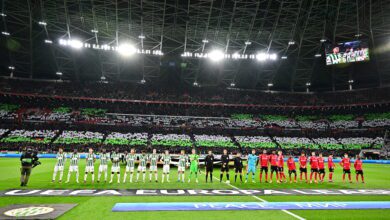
[{"xmin": 0, "ymin": 158, "xmax": 390, "ymax": 220}]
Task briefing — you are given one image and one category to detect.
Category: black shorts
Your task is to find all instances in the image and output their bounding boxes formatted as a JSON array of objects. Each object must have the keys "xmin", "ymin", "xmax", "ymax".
[
  {"xmin": 260, "ymin": 166, "xmax": 268, "ymax": 172},
  {"xmin": 235, "ymin": 167, "xmax": 243, "ymax": 173},
  {"xmin": 221, "ymin": 165, "xmax": 229, "ymax": 172},
  {"xmin": 319, "ymin": 169, "xmax": 325, "ymax": 174},
  {"xmin": 328, "ymin": 168, "xmax": 334, "ymax": 172},
  {"xmin": 356, "ymin": 170, "xmax": 364, "ymax": 175},
  {"xmin": 288, "ymin": 170, "xmax": 297, "ymax": 175},
  {"xmin": 271, "ymin": 166, "xmax": 278, "ymax": 173},
  {"xmin": 206, "ymin": 166, "xmax": 214, "ymax": 172},
  {"xmin": 311, "ymin": 168, "xmax": 319, "ymax": 173},
  {"xmin": 343, "ymin": 169, "xmax": 351, "ymax": 174},
  {"xmin": 277, "ymin": 167, "xmax": 284, "ymax": 172},
  {"xmin": 300, "ymin": 167, "xmax": 307, "ymax": 173}
]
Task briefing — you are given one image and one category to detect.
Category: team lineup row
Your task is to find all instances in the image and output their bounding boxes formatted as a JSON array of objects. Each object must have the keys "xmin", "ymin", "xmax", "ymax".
[{"xmin": 50, "ymin": 148, "xmax": 365, "ymax": 184}]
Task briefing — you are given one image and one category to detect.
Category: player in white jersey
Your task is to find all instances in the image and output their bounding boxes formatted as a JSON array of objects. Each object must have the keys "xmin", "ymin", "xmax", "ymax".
[
  {"xmin": 177, "ymin": 150, "xmax": 188, "ymax": 183},
  {"xmin": 160, "ymin": 150, "xmax": 171, "ymax": 183},
  {"xmin": 109, "ymin": 150, "xmax": 121, "ymax": 183},
  {"xmin": 66, "ymin": 149, "xmax": 80, "ymax": 183},
  {"xmin": 97, "ymin": 148, "xmax": 110, "ymax": 183},
  {"xmin": 52, "ymin": 148, "xmax": 66, "ymax": 183},
  {"xmin": 123, "ymin": 149, "xmax": 137, "ymax": 183},
  {"xmin": 136, "ymin": 151, "xmax": 148, "ymax": 182},
  {"xmin": 84, "ymin": 148, "xmax": 96, "ymax": 183},
  {"xmin": 148, "ymin": 149, "xmax": 160, "ymax": 182}
]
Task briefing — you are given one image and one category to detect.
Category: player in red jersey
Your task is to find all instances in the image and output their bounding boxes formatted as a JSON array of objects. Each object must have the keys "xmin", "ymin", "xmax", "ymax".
[
  {"xmin": 354, "ymin": 155, "xmax": 364, "ymax": 183},
  {"xmin": 299, "ymin": 152, "xmax": 308, "ymax": 182},
  {"xmin": 277, "ymin": 151, "xmax": 286, "ymax": 183},
  {"xmin": 309, "ymin": 152, "xmax": 319, "ymax": 183},
  {"xmin": 287, "ymin": 155, "xmax": 297, "ymax": 183},
  {"xmin": 318, "ymin": 153, "xmax": 325, "ymax": 182},
  {"xmin": 269, "ymin": 151, "xmax": 279, "ymax": 183},
  {"xmin": 328, "ymin": 153, "xmax": 335, "ymax": 182},
  {"xmin": 340, "ymin": 153, "xmax": 352, "ymax": 183},
  {"xmin": 259, "ymin": 150, "xmax": 269, "ymax": 183}
]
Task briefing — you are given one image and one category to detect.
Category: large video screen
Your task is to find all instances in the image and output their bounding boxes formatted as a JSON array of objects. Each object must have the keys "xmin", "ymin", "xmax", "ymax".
[{"xmin": 325, "ymin": 40, "xmax": 370, "ymax": 65}]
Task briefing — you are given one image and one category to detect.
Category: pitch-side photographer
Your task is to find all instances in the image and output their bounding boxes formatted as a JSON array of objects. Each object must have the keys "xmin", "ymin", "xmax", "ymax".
[{"xmin": 20, "ymin": 147, "xmax": 39, "ymax": 186}]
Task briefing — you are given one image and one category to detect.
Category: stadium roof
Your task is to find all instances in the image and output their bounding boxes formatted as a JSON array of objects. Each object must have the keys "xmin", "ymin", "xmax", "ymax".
[{"xmin": 0, "ymin": 0, "xmax": 390, "ymax": 92}]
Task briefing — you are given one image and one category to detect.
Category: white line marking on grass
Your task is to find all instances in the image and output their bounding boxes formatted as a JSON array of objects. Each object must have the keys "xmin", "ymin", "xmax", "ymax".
[{"xmin": 212, "ymin": 176, "xmax": 305, "ymax": 220}]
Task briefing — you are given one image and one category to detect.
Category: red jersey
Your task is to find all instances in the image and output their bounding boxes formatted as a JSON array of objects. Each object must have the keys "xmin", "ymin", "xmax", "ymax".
[
  {"xmin": 270, "ymin": 154, "xmax": 278, "ymax": 166},
  {"xmin": 287, "ymin": 158, "xmax": 296, "ymax": 170},
  {"xmin": 354, "ymin": 159, "xmax": 363, "ymax": 171},
  {"xmin": 328, "ymin": 156, "xmax": 334, "ymax": 168},
  {"xmin": 318, "ymin": 157, "xmax": 325, "ymax": 169},
  {"xmin": 340, "ymin": 158, "xmax": 351, "ymax": 170},
  {"xmin": 310, "ymin": 156, "xmax": 319, "ymax": 169},
  {"xmin": 299, "ymin": 156, "xmax": 307, "ymax": 168},
  {"xmin": 277, "ymin": 155, "xmax": 284, "ymax": 167},
  {"xmin": 259, "ymin": 154, "xmax": 269, "ymax": 167}
]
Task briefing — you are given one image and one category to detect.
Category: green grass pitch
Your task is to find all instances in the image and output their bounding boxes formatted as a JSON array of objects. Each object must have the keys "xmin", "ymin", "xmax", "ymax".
[{"xmin": 0, "ymin": 158, "xmax": 389, "ymax": 220}]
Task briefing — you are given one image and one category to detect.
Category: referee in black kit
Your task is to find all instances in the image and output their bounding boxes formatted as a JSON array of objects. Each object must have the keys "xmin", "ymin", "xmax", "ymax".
[
  {"xmin": 205, "ymin": 150, "xmax": 214, "ymax": 183},
  {"xmin": 220, "ymin": 149, "xmax": 230, "ymax": 183}
]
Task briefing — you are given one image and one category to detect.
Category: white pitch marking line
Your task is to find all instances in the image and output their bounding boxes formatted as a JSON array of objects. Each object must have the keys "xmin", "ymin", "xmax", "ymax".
[{"xmin": 212, "ymin": 176, "xmax": 306, "ymax": 220}]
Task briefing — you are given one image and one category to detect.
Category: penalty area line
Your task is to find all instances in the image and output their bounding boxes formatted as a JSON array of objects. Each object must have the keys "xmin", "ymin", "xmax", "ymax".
[{"xmin": 212, "ymin": 175, "xmax": 306, "ymax": 220}]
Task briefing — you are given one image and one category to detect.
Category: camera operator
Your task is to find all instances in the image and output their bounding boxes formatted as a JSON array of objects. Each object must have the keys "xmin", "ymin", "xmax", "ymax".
[{"xmin": 20, "ymin": 147, "xmax": 39, "ymax": 186}]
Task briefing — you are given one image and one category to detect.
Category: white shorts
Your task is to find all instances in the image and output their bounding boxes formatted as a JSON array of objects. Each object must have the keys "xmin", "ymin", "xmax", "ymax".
[
  {"xmin": 125, "ymin": 166, "xmax": 135, "ymax": 172},
  {"xmin": 111, "ymin": 166, "xmax": 120, "ymax": 173},
  {"xmin": 137, "ymin": 166, "xmax": 146, "ymax": 172},
  {"xmin": 163, "ymin": 165, "xmax": 170, "ymax": 173},
  {"xmin": 99, "ymin": 165, "xmax": 108, "ymax": 173},
  {"xmin": 149, "ymin": 165, "xmax": 157, "ymax": 172},
  {"xmin": 85, "ymin": 166, "xmax": 94, "ymax": 173},
  {"xmin": 178, "ymin": 166, "xmax": 185, "ymax": 172},
  {"xmin": 69, "ymin": 166, "xmax": 78, "ymax": 172},
  {"xmin": 54, "ymin": 166, "xmax": 64, "ymax": 172}
]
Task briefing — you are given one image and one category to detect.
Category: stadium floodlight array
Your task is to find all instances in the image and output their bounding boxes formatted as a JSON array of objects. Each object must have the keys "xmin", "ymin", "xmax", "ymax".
[
  {"xmin": 180, "ymin": 50, "xmax": 278, "ymax": 61},
  {"xmin": 58, "ymin": 39, "xmax": 164, "ymax": 57}
]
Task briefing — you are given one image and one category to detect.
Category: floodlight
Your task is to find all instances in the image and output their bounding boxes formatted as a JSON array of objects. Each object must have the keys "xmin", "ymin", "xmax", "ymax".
[
  {"xmin": 269, "ymin": 53, "xmax": 277, "ymax": 60},
  {"xmin": 232, "ymin": 53, "xmax": 240, "ymax": 59},
  {"xmin": 38, "ymin": 21, "xmax": 47, "ymax": 26},
  {"xmin": 208, "ymin": 50, "xmax": 224, "ymax": 62},
  {"xmin": 1, "ymin": 31, "xmax": 10, "ymax": 36},
  {"xmin": 256, "ymin": 53, "xmax": 268, "ymax": 61},
  {"xmin": 244, "ymin": 41, "xmax": 251, "ymax": 45},
  {"xmin": 320, "ymin": 39, "xmax": 327, "ymax": 43},
  {"xmin": 202, "ymin": 39, "xmax": 209, "ymax": 43},
  {"xmin": 348, "ymin": 80, "xmax": 354, "ymax": 84},
  {"xmin": 140, "ymin": 78, "xmax": 146, "ymax": 84},
  {"xmin": 91, "ymin": 29, "xmax": 98, "ymax": 33},
  {"xmin": 267, "ymin": 83, "xmax": 273, "ymax": 87},
  {"xmin": 117, "ymin": 44, "xmax": 136, "ymax": 57},
  {"xmin": 56, "ymin": 71, "xmax": 63, "ymax": 76},
  {"xmin": 138, "ymin": 35, "xmax": 145, "ymax": 39},
  {"xmin": 44, "ymin": 39, "xmax": 53, "ymax": 44},
  {"xmin": 314, "ymin": 54, "xmax": 322, "ymax": 57},
  {"xmin": 0, "ymin": 13, "xmax": 6, "ymax": 17},
  {"xmin": 281, "ymin": 56, "xmax": 288, "ymax": 59},
  {"xmin": 306, "ymin": 82, "xmax": 311, "ymax": 86},
  {"xmin": 8, "ymin": 66, "xmax": 15, "ymax": 70},
  {"xmin": 69, "ymin": 39, "xmax": 83, "ymax": 49},
  {"xmin": 288, "ymin": 41, "xmax": 295, "ymax": 45},
  {"xmin": 230, "ymin": 82, "xmax": 236, "ymax": 87}
]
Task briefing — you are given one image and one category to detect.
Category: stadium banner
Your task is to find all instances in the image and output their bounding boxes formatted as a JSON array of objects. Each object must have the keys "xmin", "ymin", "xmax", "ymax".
[
  {"xmin": 0, "ymin": 204, "xmax": 76, "ymax": 219},
  {"xmin": 1, "ymin": 189, "xmax": 390, "ymax": 197},
  {"xmin": 112, "ymin": 201, "xmax": 390, "ymax": 212},
  {"xmin": 1, "ymin": 153, "xmax": 390, "ymax": 164}
]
